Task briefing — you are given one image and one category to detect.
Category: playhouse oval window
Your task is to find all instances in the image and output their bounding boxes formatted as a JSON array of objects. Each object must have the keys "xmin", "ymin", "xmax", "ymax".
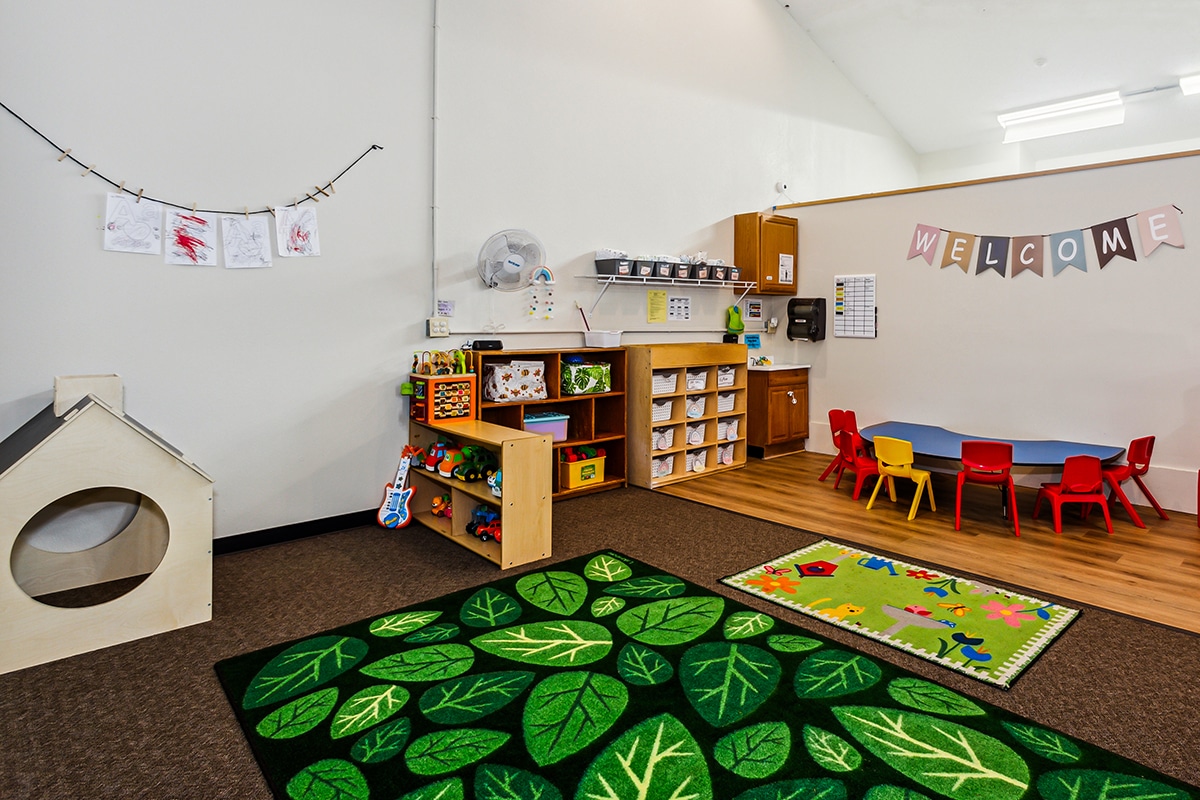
[{"xmin": 10, "ymin": 487, "xmax": 169, "ymax": 608}]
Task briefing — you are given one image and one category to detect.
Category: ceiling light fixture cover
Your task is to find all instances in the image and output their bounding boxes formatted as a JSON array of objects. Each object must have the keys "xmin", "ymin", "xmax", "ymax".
[
  {"xmin": 1180, "ymin": 74, "xmax": 1200, "ymax": 96},
  {"xmin": 997, "ymin": 91, "xmax": 1125, "ymax": 143}
]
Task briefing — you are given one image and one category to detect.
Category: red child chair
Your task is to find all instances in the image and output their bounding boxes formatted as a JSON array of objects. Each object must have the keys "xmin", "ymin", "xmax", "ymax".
[
  {"xmin": 1033, "ymin": 455, "xmax": 1113, "ymax": 535},
  {"xmin": 955, "ymin": 440, "xmax": 1020, "ymax": 537},
  {"xmin": 1102, "ymin": 436, "xmax": 1168, "ymax": 528},
  {"xmin": 818, "ymin": 410, "xmax": 849, "ymax": 482},
  {"xmin": 832, "ymin": 429, "xmax": 879, "ymax": 501}
]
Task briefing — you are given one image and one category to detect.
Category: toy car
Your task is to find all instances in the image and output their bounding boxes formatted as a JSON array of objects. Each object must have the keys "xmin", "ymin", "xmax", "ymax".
[
  {"xmin": 465, "ymin": 504, "xmax": 500, "ymax": 537},
  {"xmin": 431, "ymin": 493, "xmax": 452, "ymax": 517},
  {"xmin": 437, "ymin": 448, "xmax": 464, "ymax": 478},
  {"xmin": 475, "ymin": 520, "xmax": 502, "ymax": 542},
  {"xmin": 453, "ymin": 445, "xmax": 499, "ymax": 482},
  {"xmin": 424, "ymin": 440, "xmax": 450, "ymax": 473}
]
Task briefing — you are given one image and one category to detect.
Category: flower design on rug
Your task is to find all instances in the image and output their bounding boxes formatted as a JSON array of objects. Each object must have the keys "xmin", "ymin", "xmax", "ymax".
[
  {"xmin": 982, "ymin": 600, "xmax": 1038, "ymax": 628},
  {"xmin": 745, "ymin": 572, "xmax": 800, "ymax": 594}
]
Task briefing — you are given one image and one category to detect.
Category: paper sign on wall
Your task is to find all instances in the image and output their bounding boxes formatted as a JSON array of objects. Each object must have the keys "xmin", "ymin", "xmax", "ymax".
[{"xmin": 778, "ymin": 254, "xmax": 794, "ymax": 284}]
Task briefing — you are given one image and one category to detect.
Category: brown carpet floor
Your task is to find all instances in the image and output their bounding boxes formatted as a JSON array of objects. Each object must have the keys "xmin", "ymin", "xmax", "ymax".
[{"xmin": 2, "ymin": 487, "xmax": 1197, "ymax": 798}]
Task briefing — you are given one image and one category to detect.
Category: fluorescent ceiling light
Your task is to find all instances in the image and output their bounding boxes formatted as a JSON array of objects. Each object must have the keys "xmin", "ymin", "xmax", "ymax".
[
  {"xmin": 997, "ymin": 91, "xmax": 1125, "ymax": 143},
  {"xmin": 1181, "ymin": 74, "xmax": 1200, "ymax": 96}
]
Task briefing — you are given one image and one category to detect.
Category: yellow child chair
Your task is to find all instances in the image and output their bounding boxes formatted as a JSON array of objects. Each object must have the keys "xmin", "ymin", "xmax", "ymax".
[{"xmin": 866, "ymin": 436, "xmax": 936, "ymax": 520}]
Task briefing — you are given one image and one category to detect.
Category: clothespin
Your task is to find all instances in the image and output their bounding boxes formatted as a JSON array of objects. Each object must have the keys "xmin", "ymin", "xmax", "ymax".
[
  {"xmin": 315, "ymin": 184, "xmax": 330, "ymax": 197},
  {"xmin": 191, "ymin": 202, "xmax": 197, "ymax": 214},
  {"xmin": 57, "ymin": 149, "xmax": 72, "ymax": 162},
  {"xmin": 305, "ymin": 191, "xmax": 319, "ymax": 203},
  {"xmin": 328, "ymin": 179, "xmax": 336, "ymax": 194},
  {"xmin": 80, "ymin": 164, "xmax": 95, "ymax": 177},
  {"xmin": 118, "ymin": 181, "xmax": 125, "ymax": 193},
  {"xmin": 244, "ymin": 206, "xmax": 249, "ymax": 219},
  {"xmin": 136, "ymin": 188, "xmax": 144, "ymax": 203},
  {"xmin": 266, "ymin": 206, "xmax": 275, "ymax": 218},
  {"xmin": 293, "ymin": 197, "xmax": 298, "ymax": 209}
]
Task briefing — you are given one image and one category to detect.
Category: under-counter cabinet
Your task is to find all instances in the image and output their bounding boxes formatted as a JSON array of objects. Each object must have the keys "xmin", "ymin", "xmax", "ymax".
[
  {"xmin": 408, "ymin": 418, "xmax": 551, "ymax": 569},
  {"xmin": 747, "ymin": 366, "xmax": 809, "ymax": 459},
  {"xmin": 734, "ymin": 212, "xmax": 798, "ymax": 295},
  {"xmin": 469, "ymin": 347, "xmax": 627, "ymax": 500},
  {"xmin": 627, "ymin": 343, "xmax": 748, "ymax": 488}
]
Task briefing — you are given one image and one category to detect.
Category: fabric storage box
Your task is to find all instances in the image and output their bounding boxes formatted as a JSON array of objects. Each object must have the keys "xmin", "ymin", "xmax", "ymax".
[
  {"xmin": 652, "ymin": 455, "xmax": 675, "ymax": 478},
  {"xmin": 716, "ymin": 393, "xmax": 736, "ymax": 413},
  {"xmin": 685, "ymin": 395, "xmax": 706, "ymax": 418},
  {"xmin": 483, "ymin": 361, "xmax": 547, "ymax": 402},
  {"xmin": 595, "ymin": 259, "xmax": 633, "ymax": 276},
  {"xmin": 651, "ymin": 400, "xmax": 673, "ymax": 422},
  {"xmin": 561, "ymin": 456, "xmax": 605, "ymax": 489},
  {"xmin": 652, "ymin": 426, "xmax": 674, "ymax": 451},
  {"xmin": 524, "ymin": 411, "xmax": 568, "ymax": 441},
  {"xmin": 652, "ymin": 371, "xmax": 678, "ymax": 395},
  {"xmin": 717, "ymin": 443, "xmax": 736, "ymax": 465},
  {"xmin": 717, "ymin": 419, "xmax": 739, "ymax": 441},
  {"xmin": 686, "ymin": 449, "xmax": 707, "ymax": 473},
  {"xmin": 685, "ymin": 370, "xmax": 707, "ymax": 391},
  {"xmin": 716, "ymin": 366, "xmax": 736, "ymax": 387},
  {"xmin": 562, "ymin": 362, "xmax": 612, "ymax": 395},
  {"xmin": 686, "ymin": 422, "xmax": 706, "ymax": 446}
]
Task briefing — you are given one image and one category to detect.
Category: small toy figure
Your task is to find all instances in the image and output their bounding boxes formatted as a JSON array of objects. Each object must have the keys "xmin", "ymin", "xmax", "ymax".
[
  {"xmin": 431, "ymin": 494, "xmax": 452, "ymax": 518},
  {"xmin": 488, "ymin": 469, "xmax": 502, "ymax": 497}
]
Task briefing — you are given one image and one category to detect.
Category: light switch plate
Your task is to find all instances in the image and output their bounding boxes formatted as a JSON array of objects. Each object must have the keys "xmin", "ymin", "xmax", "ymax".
[{"xmin": 426, "ymin": 317, "xmax": 450, "ymax": 338}]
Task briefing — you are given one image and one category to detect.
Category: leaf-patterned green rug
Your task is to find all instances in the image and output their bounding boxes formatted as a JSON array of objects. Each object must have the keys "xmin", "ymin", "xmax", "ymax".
[
  {"xmin": 721, "ymin": 540, "xmax": 1079, "ymax": 689},
  {"xmin": 214, "ymin": 550, "xmax": 1196, "ymax": 800}
]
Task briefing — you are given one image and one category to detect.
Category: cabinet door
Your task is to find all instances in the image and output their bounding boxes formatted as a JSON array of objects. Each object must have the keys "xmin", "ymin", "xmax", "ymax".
[
  {"xmin": 766, "ymin": 384, "xmax": 805, "ymax": 444},
  {"xmin": 760, "ymin": 216, "xmax": 797, "ymax": 293}
]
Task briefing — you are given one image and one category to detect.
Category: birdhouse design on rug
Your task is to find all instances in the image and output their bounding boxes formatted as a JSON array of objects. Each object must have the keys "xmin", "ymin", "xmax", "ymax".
[{"xmin": 0, "ymin": 375, "xmax": 213, "ymax": 675}]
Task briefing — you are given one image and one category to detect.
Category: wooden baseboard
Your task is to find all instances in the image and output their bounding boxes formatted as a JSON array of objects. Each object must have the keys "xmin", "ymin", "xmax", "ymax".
[{"xmin": 213, "ymin": 509, "xmax": 376, "ymax": 555}]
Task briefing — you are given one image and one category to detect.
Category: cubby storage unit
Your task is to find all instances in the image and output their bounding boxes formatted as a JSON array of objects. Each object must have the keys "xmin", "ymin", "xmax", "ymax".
[
  {"xmin": 407, "ymin": 418, "xmax": 551, "ymax": 569},
  {"xmin": 626, "ymin": 342, "xmax": 748, "ymax": 488},
  {"xmin": 470, "ymin": 347, "xmax": 627, "ymax": 500}
]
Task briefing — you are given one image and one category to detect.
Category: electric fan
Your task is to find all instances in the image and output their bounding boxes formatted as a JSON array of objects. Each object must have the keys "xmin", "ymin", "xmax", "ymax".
[{"xmin": 477, "ymin": 229, "xmax": 546, "ymax": 291}]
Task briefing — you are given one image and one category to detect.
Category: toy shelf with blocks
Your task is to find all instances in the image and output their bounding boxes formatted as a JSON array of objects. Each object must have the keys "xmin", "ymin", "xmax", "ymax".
[
  {"xmin": 407, "ymin": 419, "xmax": 551, "ymax": 569},
  {"xmin": 626, "ymin": 342, "xmax": 749, "ymax": 488},
  {"xmin": 469, "ymin": 347, "xmax": 627, "ymax": 500}
]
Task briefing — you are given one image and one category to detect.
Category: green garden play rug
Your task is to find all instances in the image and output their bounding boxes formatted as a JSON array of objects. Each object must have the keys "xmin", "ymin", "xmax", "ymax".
[
  {"xmin": 721, "ymin": 540, "xmax": 1079, "ymax": 690},
  {"xmin": 214, "ymin": 550, "xmax": 1196, "ymax": 800}
]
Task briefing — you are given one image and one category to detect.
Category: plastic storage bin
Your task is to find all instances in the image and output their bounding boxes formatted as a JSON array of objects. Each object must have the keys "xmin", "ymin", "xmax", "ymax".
[
  {"xmin": 653, "ymin": 426, "xmax": 675, "ymax": 451},
  {"xmin": 717, "ymin": 419, "xmax": 739, "ymax": 441},
  {"xmin": 524, "ymin": 411, "xmax": 569, "ymax": 442},
  {"xmin": 717, "ymin": 443, "xmax": 735, "ymax": 465},
  {"xmin": 686, "ymin": 423, "xmax": 706, "ymax": 446},
  {"xmin": 652, "ymin": 455, "xmax": 675, "ymax": 478},
  {"xmin": 651, "ymin": 400, "xmax": 674, "ymax": 422},
  {"xmin": 716, "ymin": 366, "xmax": 736, "ymax": 387},
  {"xmin": 686, "ymin": 449, "xmax": 707, "ymax": 473},
  {"xmin": 561, "ymin": 456, "xmax": 605, "ymax": 489},
  {"xmin": 652, "ymin": 371, "xmax": 678, "ymax": 394},
  {"xmin": 685, "ymin": 395, "xmax": 706, "ymax": 418},
  {"xmin": 716, "ymin": 393, "xmax": 736, "ymax": 413},
  {"xmin": 685, "ymin": 370, "xmax": 708, "ymax": 391}
]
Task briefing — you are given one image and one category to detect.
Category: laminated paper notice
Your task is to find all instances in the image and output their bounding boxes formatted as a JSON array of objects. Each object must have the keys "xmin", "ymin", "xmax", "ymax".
[{"xmin": 647, "ymin": 289, "xmax": 667, "ymax": 323}]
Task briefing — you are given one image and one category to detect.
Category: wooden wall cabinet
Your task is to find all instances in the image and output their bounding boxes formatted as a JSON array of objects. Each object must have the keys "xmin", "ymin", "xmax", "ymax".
[
  {"xmin": 470, "ymin": 347, "xmax": 627, "ymax": 500},
  {"xmin": 626, "ymin": 343, "xmax": 748, "ymax": 488},
  {"xmin": 734, "ymin": 212, "xmax": 798, "ymax": 295},
  {"xmin": 747, "ymin": 367, "xmax": 809, "ymax": 459},
  {"xmin": 408, "ymin": 418, "xmax": 551, "ymax": 569}
]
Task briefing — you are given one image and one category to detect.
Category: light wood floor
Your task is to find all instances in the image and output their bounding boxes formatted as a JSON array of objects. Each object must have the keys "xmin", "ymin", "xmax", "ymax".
[{"xmin": 659, "ymin": 451, "xmax": 1200, "ymax": 635}]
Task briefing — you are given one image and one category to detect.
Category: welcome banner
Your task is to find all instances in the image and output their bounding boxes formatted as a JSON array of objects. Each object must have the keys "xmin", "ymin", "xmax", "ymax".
[{"xmin": 908, "ymin": 205, "xmax": 1184, "ymax": 277}]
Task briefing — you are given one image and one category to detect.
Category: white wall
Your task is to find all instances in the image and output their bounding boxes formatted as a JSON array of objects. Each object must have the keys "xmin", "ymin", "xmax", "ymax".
[
  {"xmin": 1, "ymin": 1, "xmax": 917, "ymax": 538},
  {"xmin": 777, "ymin": 154, "xmax": 1200, "ymax": 512}
]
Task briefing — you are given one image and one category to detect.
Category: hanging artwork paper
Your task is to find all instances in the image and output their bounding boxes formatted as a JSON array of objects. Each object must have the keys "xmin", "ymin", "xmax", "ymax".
[
  {"xmin": 222, "ymin": 215, "xmax": 273, "ymax": 269},
  {"xmin": 165, "ymin": 210, "xmax": 218, "ymax": 266},
  {"xmin": 103, "ymin": 192, "xmax": 163, "ymax": 254},
  {"xmin": 274, "ymin": 205, "xmax": 320, "ymax": 257}
]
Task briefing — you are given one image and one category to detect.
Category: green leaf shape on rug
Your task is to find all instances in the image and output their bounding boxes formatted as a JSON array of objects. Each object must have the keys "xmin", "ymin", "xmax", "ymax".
[
  {"xmin": 404, "ymin": 622, "xmax": 461, "ymax": 644},
  {"xmin": 713, "ymin": 721, "xmax": 791, "ymax": 779},
  {"xmin": 330, "ymin": 684, "xmax": 409, "ymax": 739},
  {"xmin": 360, "ymin": 644, "xmax": 475, "ymax": 682},
  {"xmin": 418, "ymin": 670, "xmax": 535, "ymax": 724},
  {"xmin": 460, "ymin": 587, "xmax": 523, "ymax": 629},
  {"xmin": 616, "ymin": 596, "xmax": 725, "ymax": 646},
  {"xmin": 475, "ymin": 764, "xmax": 563, "ymax": 800},
  {"xmin": 833, "ymin": 706, "xmax": 1030, "ymax": 800},
  {"xmin": 730, "ymin": 778, "xmax": 847, "ymax": 800},
  {"xmin": 516, "ymin": 571, "xmax": 589, "ymax": 616},
  {"xmin": 404, "ymin": 728, "xmax": 511, "ymax": 776},
  {"xmin": 369, "ymin": 610, "xmax": 441, "ymax": 638},
  {"xmin": 863, "ymin": 786, "xmax": 932, "ymax": 800},
  {"xmin": 471, "ymin": 621, "xmax": 613, "ymax": 666},
  {"xmin": 680, "ymin": 641, "xmax": 782, "ymax": 727},
  {"xmin": 617, "ymin": 642, "xmax": 674, "ymax": 686},
  {"xmin": 1037, "ymin": 769, "xmax": 1193, "ymax": 800},
  {"xmin": 590, "ymin": 596, "xmax": 625, "ymax": 618},
  {"xmin": 604, "ymin": 575, "xmax": 687, "ymax": 598},
  {"xmin": 724, "ymin": 610, "xmax": 775, "ymax": 640},
  {"xmin": 286, "ymin": 758, "xmax": 368, "ymax": 800},
  {"xmin": 349, "ymin": 716, "xmax": 411, "ymax": 764},
  {"xmin": 583, "ymin": 553, "xmax": 633, "ymax": 582},
  {"xmin": 244, "ymin": 636, "xmax": 369, "ymax": 710},
  {"xmin": 1001, "ymin": 722, "xmax": 1082, "ymax": 764},
  {"xmin": 766, "ymin": 634, "xmax": 824, "ymax": 653},
  {"xmin": 573, "ymin": 713, "xmax": 712, "ymax": 800},
  {"xmin": 887, "ymin": 678, "xmax": 986, "ymax": 716},
  {"xmin": 803, "ymin": 724, "xmax": 862, "ymax": 773},
  {"xmin": 395, "ymin": 777, "xmax": 464, "ymax": 800},
  {"xmin": 793, "ymin": 650, "xmax": 882, "ymax": 699},
  {"xmin": 524, "ymin": 671, "xmax": 629, "ymax": 766},
  {"xmin": 255, "ymin": 688, "xmax": 338, "ymax": 740}
]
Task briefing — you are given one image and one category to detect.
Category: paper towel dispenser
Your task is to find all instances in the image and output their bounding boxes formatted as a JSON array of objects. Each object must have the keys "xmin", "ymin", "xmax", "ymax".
[{"xmin": 787, "ymin": 297, "xmax": 826, "ymax": 341}]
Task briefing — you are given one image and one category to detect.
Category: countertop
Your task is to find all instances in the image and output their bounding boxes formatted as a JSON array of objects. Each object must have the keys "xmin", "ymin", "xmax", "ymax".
[{"xmin": 747, "ymin": 363, "xmax": 811, "ymax": 371}]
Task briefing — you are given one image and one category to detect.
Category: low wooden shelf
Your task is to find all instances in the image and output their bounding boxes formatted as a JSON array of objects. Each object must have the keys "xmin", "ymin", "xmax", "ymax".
[{"xmin": 407, "ymin": 418, "xmax": 551, "ymax": 569}]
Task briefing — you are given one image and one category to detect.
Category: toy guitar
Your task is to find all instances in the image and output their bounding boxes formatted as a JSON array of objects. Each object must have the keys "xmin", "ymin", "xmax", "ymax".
[{"xmin": 377, "ymin": 445, "xmax": 418, "ymax": 528}]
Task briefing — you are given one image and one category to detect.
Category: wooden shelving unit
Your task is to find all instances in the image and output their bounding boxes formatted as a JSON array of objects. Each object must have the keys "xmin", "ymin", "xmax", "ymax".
[
  {"xmin": 469, "ymin": 347, "xmax": 627, "ymax": 500},
  {"xmin": 626, "ymin": 343, "xmax": 748, "ymax": 489},
  {"xmin": 407, "ymin": 418, "xmax": 551, "ymax": 569}
]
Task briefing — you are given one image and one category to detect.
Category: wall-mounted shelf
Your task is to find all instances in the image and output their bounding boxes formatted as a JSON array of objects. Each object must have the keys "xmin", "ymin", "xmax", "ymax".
[{"xmin": 582, "ymin": 275, "xmax": 758, "ymax": 314}]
